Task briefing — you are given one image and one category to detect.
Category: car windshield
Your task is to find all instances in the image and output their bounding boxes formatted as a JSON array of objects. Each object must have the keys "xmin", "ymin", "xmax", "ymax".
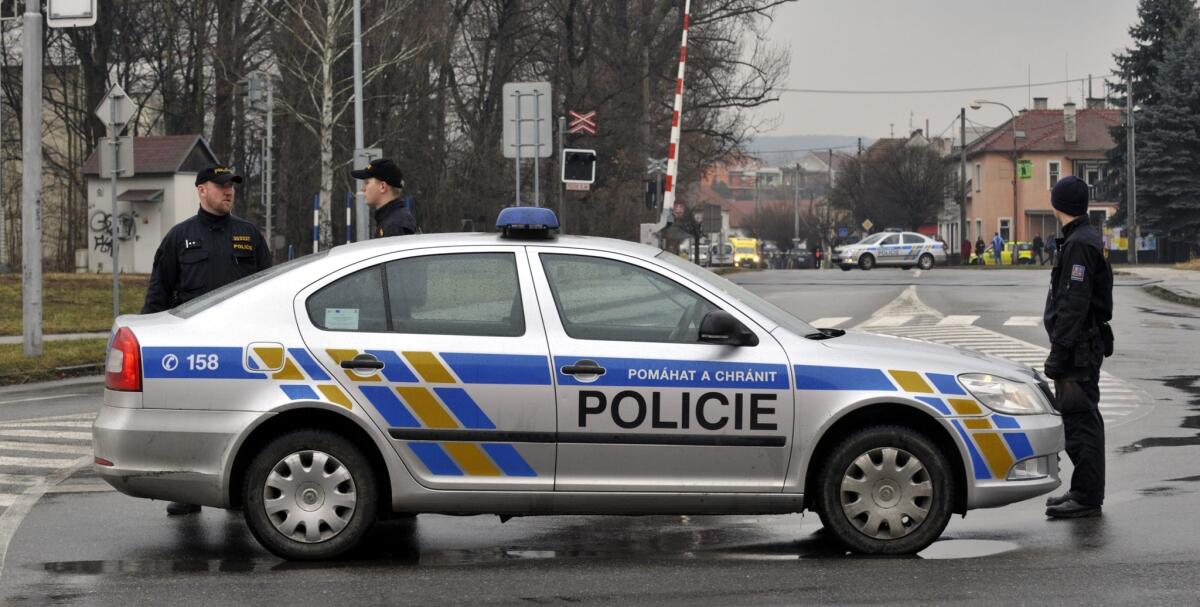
[
  {"xmin": 171, "ymin": 250, "xmax": 331, "ymax": 318},
  {"xmin": 735, "ymin": 247, "xmax": 755, "ymax": 254},
  {"xmin": 857, "ymin": 233, "xmax": 886, "ymax": 245},
  {"xmin": 655, "ymin": 251, "xmax": 816, "ymax": 336}
]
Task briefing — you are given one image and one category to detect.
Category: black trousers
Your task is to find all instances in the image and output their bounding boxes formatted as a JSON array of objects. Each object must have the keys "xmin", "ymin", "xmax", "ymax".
[{"xmin": 1056, "ymin": 371, "xmax": 1105, "ymax": 506}]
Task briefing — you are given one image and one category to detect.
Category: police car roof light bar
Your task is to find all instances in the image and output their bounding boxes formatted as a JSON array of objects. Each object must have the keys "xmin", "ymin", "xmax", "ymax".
[{"xmin": 496, "ymin": 207, "xmax": 559, "ymax": 239}]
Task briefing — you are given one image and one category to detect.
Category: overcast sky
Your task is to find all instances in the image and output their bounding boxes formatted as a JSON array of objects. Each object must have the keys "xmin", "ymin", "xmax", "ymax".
[{"xmin": 750, "ymin": 0, "xmax": 1141, "ymax": 140}]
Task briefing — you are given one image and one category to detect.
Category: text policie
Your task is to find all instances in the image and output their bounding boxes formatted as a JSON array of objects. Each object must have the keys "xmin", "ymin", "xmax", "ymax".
[{"xmin": 578, "ymin": 391, "xmax": 778, "ymax": 431}]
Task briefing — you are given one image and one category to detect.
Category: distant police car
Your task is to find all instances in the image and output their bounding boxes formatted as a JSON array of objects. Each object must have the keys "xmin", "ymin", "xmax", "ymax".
[
  {"xmin": 835, "ymin": 231, "xmax": 947, "ymax": 271},
  {"xmin": 95, "ymin": 208, "xmax": 1061, "ymax": 560}
]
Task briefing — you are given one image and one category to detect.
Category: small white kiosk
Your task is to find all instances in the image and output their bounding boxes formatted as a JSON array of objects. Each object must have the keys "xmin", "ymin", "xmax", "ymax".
[{"xmin": 80, "ymin": 135, "xmax": 219, "ymax": 274}]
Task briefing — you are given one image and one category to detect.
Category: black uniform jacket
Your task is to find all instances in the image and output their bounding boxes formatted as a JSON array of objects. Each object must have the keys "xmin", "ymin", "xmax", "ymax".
[
  {"xmin": 142, "ymin": 208, "xmax": 273, "ymax": 313},
  {"xmin": 374, "ymin": 198, "xmax": 417, "ymax": 238},
  {"xmin": 1043, "ymin": 216, "xmax": 1113, "ymax": 374}
]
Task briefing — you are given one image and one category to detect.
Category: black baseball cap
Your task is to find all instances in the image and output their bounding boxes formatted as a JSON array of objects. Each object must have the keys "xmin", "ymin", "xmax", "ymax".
[
  {"xmin": 195, "ymin": 165, "xmax": 243, "ymax": 186},
  {"xmin": 351, "ymin": 158, "xmax": 404, "ymax": 189}
]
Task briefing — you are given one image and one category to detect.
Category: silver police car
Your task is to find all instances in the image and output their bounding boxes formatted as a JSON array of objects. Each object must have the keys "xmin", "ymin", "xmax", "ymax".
[
  {"xmin": 834, "ymin": 231, "xmax": 948, "ymax": 271},
  {"xmin": 95, "ymin": 208, "xmax": 1061, "ymax": 560}
]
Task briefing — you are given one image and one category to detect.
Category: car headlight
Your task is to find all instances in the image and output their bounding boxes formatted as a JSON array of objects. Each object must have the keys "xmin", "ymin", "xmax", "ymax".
[{"xmin": 958, "ymin": 373, "xmax": 1051, "ymax": 415}]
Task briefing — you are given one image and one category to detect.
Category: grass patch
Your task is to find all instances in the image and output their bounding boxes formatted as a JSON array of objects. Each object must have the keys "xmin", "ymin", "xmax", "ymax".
[
  {"xmin": 1175, "ymin": 259, "xmax": 1200, "ymax": 271},
  {"xmin": 0, "ymin": 338, "xmax": 108, "ymax": 386},
  {"xmin": 0, "ymin": 273, "xmax": 148, "ymax": 336}
]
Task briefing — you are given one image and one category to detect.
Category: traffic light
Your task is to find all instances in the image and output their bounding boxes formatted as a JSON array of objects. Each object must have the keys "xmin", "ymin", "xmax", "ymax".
[
  {"xmin": 644, "ymin": 179, "xmax": 659, "ymax": 210},
  {"xmin": 562, "ymin": 148, "xmax": 597, "ymax": 184}
]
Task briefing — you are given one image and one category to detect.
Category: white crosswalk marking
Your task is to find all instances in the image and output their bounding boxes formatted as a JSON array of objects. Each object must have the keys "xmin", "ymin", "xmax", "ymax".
[
  {"xmin": 937, "ymin": 315, "xmax": 979, "ymax": 326},
  {"xmin": 854, "ymin": 286, "xmax": 1148, "ymax": 426},
  {"xmin": 0, "ymin": 413, "xmax": 99, "ymax": 516},
  {"xmin": 809, "ymin": 317, "xmax": 852, "ymax": 328},
  {"xmin": 1004, "ymin": 316, "xmax": 1042, "ymax": 326}
]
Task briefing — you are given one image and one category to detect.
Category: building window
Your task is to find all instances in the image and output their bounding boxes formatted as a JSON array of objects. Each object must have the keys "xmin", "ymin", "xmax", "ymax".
[
  {"xmin": 975, "ymin": 219, "xmax": 982, "ymax": 241},
  {"xmin": 1048, "ymin": 161, "xmax": 1060, "ymax": 189},
  {"xmin": 974, "ymin": 163, "xmax": 981, "ymax": 192},
  {"xmin": 999, "ymin": 218, "xmax": 1011, "ymax": 242},
  {"xmin": 1088, "ymin": 209, "xmax": 1107, "ymax": 230}
]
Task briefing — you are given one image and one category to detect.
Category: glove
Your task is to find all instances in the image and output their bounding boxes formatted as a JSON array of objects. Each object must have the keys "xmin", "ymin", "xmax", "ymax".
[{"xmin": 1043, "ymin": 352, "xmax": 1067, "ymax": 380}]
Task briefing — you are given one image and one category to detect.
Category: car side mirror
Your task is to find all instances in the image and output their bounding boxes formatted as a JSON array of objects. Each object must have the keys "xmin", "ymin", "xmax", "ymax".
[{"xmin": 698, "ymin": 310, "xmax": 758, "ymax": 347}]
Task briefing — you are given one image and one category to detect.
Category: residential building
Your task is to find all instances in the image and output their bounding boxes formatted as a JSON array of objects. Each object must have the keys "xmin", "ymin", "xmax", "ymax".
[{"xmin": 964, "ymin": 98, "xmax": 1120, "ymax": 244}]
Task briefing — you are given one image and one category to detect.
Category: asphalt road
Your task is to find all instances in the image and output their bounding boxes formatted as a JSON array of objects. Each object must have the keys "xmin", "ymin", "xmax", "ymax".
[{"xmin": 2, "ymin": 267, "xmax": 1199, "ymax": 606}]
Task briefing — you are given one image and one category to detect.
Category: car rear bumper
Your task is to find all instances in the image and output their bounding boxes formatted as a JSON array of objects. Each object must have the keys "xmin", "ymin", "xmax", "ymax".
[{"xmin": 93, "ymin": 404, "xmax": 267, "ymax": 508}]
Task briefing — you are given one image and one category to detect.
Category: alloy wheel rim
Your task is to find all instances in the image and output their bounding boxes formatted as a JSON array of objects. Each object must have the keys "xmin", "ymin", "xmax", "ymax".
[
  {"xmin": 839, "ymin": 447, "xmax": 933, "ymax": 540},
  {"xmin": 263, "ymin": 450, "xmax": 357, "ymax": 544}
]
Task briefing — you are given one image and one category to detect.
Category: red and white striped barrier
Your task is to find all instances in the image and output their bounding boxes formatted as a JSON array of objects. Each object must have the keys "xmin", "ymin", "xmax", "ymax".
[{"xmin": 662, "ymin": 0, "xmax": 691, "ymax": 221}]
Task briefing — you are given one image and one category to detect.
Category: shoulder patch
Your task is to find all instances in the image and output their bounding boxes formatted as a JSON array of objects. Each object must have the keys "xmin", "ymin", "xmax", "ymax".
[{"xmin": 1071, "ymin": 264, "xmax": 1086, "ymax": 282}]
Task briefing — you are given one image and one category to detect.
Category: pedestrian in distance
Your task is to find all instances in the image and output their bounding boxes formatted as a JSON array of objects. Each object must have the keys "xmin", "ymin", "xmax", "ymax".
[
  {"xmin": 961, "ymin": 238, "xmax": 972, "ymax": 266},
  {"xmin": 351, "ymin": 158, "xmax": 416, "ymax": 238},
  {"xmin": 974, "ymin": 236, "xmax": 986, "ymax": 265},
  {"xmin": 991, "ymin": 232, "xmax": 1004, "ymax": 265},
  {"xmin": 1047, "ymin": 236, "xmax": 1057, "ymax": 266},
  {"xmin": 1033, "ymin": 234, "xmax": 1045, "ymax": 265},
  {"xmin": 813, "ymin": 246, "xmax": 822, "ymax": 269},
  {"xmin": 1042, "ymin": 176, "xmax": 1114, "ymax": 519},
  {"xmin": 141, "ymin": 164, "xmax": 272, "ymax": 516}
]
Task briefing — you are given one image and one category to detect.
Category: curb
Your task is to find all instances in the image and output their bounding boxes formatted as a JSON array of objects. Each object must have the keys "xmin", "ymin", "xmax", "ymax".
[
  {"xmin": 0, "ymin": 375, "xmax": 104, "ymax": 395},
  {"xmin": 1142, "ymin": 284, "xmax": 1200, "ymax": 308}
]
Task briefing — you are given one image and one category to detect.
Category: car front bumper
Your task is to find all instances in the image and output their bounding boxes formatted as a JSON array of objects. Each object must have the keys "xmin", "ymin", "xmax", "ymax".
[
  {"xmin": 967, "ymin": 413, "xmax": 1064, "ymax": 509},
  {"xmin": 93, "ymin": 402, "xmax": 268, "ymax": 508}
]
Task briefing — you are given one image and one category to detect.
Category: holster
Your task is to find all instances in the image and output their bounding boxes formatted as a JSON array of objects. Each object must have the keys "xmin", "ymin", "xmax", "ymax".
[{"xmin": 1099, "ymin": 321, "xmax": 1114, "ymax": 357}]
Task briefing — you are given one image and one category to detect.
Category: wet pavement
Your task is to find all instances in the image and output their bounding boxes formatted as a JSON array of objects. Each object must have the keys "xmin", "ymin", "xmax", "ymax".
[{"xmin": 2, "ymin": 268, "xmax": 1199, "ymax": 605}]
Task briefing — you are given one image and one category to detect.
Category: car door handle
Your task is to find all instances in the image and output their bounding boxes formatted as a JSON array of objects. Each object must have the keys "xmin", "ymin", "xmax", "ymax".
[
  {"xmin": 560, "ymin": 360, "xmax": 606, "ymax": 376},
  {"xmin": 341, "ymin": 354, "xmax": 384, "ymax": 370}
]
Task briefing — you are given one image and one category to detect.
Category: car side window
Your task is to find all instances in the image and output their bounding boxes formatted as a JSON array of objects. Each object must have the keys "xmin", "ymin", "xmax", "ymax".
[
  {"xmin": 540, "ymin": 254, "xmax": 717, "ymax": 343},
  {"xmin": 881, "ymin": 234, "xmax": 900, "ymax": 246},
  {"xmin": 385, "ymin": 253, "xmax": 524, "ymax": 337},
  {"xmin": 306, "ymin": 266, "xmax": 389, "ymax": 332},
  {"xmin": 902, "ymin": 234, "xmax": 925, "ymax": 245}
]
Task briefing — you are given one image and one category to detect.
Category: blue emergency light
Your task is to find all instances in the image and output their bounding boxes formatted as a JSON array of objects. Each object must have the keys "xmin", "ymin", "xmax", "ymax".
[{"xmin": 496, "ymin": 207, "xmax": 559, "ymax": 239}]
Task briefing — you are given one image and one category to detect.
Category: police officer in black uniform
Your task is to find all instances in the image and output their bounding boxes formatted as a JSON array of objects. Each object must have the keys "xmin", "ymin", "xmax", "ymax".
[
  {"xmin": 350, "ymin": 158, "xmax": 416, "ymax": 238},
  {"xmin": 1042, "ymin": 175, "xmax": 1113, "ymax": 519},
  {"xmin": 142, "ymin": 165, "xmax": 272, "ymax": 515}
]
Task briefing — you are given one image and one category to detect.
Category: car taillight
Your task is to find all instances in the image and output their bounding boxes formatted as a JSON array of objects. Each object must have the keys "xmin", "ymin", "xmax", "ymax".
[{"xmin": 105, "ymin": 327, "xmax": 142, "ymax": 392}]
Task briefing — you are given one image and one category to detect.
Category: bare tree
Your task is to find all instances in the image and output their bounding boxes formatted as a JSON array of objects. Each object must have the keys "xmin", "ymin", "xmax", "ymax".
[{"xmin": 266, "ymin": 0, "xmax": 426, "ymax": 246}]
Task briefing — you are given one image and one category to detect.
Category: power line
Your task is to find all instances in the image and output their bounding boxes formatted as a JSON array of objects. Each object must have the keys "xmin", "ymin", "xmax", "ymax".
[
  {"xmin": 749, "ymin": 144, "xmax": 860, "ymax": 155},
  {"xmin": 778, "ymin": 75, "xmax": 1106, "ymax": 96}
]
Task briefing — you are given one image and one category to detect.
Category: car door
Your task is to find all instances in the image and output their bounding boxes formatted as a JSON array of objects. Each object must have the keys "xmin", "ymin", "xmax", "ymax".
[
  {"xmin": 876, "ymin": 233, "xmax": 902, "ymax": 265},
  {"xmin": 294, "ymin": 246, "xmax": 556, "ymax": 491},
  {"xmin": 529, "ymin": 247, "xmax": 794, "ymax": 493},
  {"xmin": 901, "ymin": 233, "xmax": 927, "ymax": 263}
]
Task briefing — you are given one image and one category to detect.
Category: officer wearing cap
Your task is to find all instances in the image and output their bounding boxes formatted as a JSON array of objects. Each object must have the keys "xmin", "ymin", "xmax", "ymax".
[
  {"xmin": 1042, "ymin": 175, "xmax": 1113, "ymax": 519},
  {"xmin": 142, "ymin": 165, "xmax": 272, "ymax": 515},
  {"xmin": 351, "ymin": 158, "xmax": 416, "ymax": 237}
]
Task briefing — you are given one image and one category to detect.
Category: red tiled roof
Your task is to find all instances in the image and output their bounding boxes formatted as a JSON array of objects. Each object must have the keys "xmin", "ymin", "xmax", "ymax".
[
  {"xmin": 82, "ymin": 135, "xmax": 218, "ymax": 176},
  {"xmin": 967, "ymin": 109, "xmax": 1120, "ymax": 157}
]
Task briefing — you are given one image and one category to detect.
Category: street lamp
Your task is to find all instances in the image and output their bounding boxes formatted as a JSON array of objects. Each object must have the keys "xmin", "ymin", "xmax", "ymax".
[{"xmin": 970, "ymin": 99, "xmax": 1020, "ymax": 258}]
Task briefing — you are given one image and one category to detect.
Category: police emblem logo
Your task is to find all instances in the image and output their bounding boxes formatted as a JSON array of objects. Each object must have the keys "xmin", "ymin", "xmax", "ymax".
[{"xmin": 1071, "ymin": 264, "xmax": 1086, "ymax": 281}]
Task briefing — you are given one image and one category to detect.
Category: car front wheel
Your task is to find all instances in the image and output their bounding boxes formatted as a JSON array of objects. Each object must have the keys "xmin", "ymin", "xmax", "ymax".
[
  {"xmin": 918, "ymin": 253, "xmax": 935, "ymax": 270},
  {"xmin": 243, "ymin": 429, "xmax": 379, "ymax": 560},
  {"xmin": 858, "ymin": 254, "xmax": 875, "ymax": 271},
  {"xmin": 816, "ymin": 425, "xmax": 954, "ymax": 554}
]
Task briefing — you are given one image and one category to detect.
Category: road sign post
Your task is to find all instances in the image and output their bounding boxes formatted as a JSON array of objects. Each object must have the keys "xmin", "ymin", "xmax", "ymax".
[
  {"xmin": 502, "ymin": 82, "xmax": 552, "ymax": 207},
  {"xmin": 96, "ymin": 83, "xmax": 135, "ymax": 319},
  {"xmin": 861, "ymin": 218, "xmax": 874, "ymax": 232},
  {"xmin": 568, "ymin": 110, "xmax": 597, "ymax": 135}
]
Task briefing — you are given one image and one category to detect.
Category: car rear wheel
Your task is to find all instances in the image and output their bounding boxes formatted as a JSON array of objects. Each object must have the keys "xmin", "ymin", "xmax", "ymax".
[
  {"xmin": 858, "ymin": 254, "xmax": 875, "ymax": 271},
  {"xmin": 918, "ymin": 253, "xmax": 934, "ymax": 270},
  {"xmin": 816, "ymin": 425, "xmax": 954, "ymax": 554},
  {"xmin": 243, "ymin": 429, "xmax": 378, "ymax": 560}
]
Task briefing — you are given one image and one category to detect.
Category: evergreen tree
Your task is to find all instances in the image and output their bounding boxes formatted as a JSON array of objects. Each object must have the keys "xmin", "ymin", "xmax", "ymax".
[
  {"xmin": 1137, "ymin": 20, "xmax": 1200, "ymax": 238},
  {"xmin": 1104, "ymin": 0, "xmax": 1199, "ymax": 224}
]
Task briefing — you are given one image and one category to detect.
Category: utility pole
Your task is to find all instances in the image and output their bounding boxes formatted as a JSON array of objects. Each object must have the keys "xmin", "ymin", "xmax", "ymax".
[
  {"xmin": 558, "ymin": 115, "xmax": 566, "ymax": 233},
  {"xmin": 1125, "ymin": 69, "xmax": 1138, "ymax": 264},
  {"xmin": 793, "ymin": 162, "xmax": 800, "ymax": 246},
  {"xmin": 351, "ymin": 0, "xmax": 368, "ymax": 242},
  {"xmin": 21, "ymin": 0, "xmax": 43, "ymax": 356},
  {"xmin": 265, "ymin": 78, "xmax": 274, "ymax": 248},
  {"xmin": 959, "ymin": 108, "xmax": 968, "ymax": 262}
]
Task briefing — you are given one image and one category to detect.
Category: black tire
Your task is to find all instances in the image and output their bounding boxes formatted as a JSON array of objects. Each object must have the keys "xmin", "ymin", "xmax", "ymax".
[
  {"xmin": 901, "ymin": 266, "xmax": 911, "ymax": 271},
  {"xmin": 243, "ymin": 429, "xmax": 379, "ymax": 560},
  {"xmin": 858, "ymin": 254, "xmax": 875, "ymax": 271},
  {"xmin": 815, "ymin": 425, "xmax": 954, "ymax": 554},
  {"xmin": 918, "ymin": 253, "xmax": 935, "ymax": 271},
  {"xmin": 839, "ymin": 265, "xmax": 852, "ymax": 272}
]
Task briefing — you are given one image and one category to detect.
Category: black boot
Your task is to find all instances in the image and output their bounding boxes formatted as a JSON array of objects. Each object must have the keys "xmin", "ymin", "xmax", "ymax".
[
  {"xmin": 167, "ymin": 502, "xmax": 201, "ymax": 515},
  {"xmin": 1046, "ymin": 498, "xmax": 1101, "ymax": 519}
]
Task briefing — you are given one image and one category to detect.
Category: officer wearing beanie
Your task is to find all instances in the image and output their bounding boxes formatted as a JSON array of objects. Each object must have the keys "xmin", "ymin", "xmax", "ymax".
[
  {"xmin": 1042, "ymin": 175, "xmax": 1113, "ymax": 519},
  {"xmin": 350, "ymin": 158, "xmax": 416, "ymax": 237}
]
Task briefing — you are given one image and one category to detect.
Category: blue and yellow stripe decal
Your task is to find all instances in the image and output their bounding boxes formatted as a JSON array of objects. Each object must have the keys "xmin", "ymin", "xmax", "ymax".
[{"xmin": 795, "ymin": 364, "xmax": 1036, "ymax": 480}]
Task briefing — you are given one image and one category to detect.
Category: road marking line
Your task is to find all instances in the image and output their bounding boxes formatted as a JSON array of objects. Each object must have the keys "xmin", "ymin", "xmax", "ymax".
[
  {"xmin": 0, "ymin": 474, "xmax": 39, "ymax": 486},
  {"xmin": 0, "ymin": 442, "xmax": 92, "ymax": 456},
  {"xmin": 0, "ymin": 456, "xmax": 90, "ymax": 580},
  {"xmin": 0, "ymin": 455, "xmax": 77, "ymax": 468},
  {"xmin": 1003, "ymin": 316, "xmax": 1042, "ymax": 326},
  {"xmin": 0, "ymin": 421, "xmax": 92, "ymax": 429},
  {"xmin": 809, "ymin": 317, "xmax": 852, "ymax": 328},
  {"xmin": 937, "ymin": 315, "xmax": 979, "ymax": 326},
  {"xmin": 0, "ymin": 393, "xmax": 88, "ymax": 406},
  {"xmin": 0, "ymin": 430, "xmax": 91, "ymax": 441},
  {"xmin": 861, "ymin": 315, "xmax": 914, "ymax": 328}
]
